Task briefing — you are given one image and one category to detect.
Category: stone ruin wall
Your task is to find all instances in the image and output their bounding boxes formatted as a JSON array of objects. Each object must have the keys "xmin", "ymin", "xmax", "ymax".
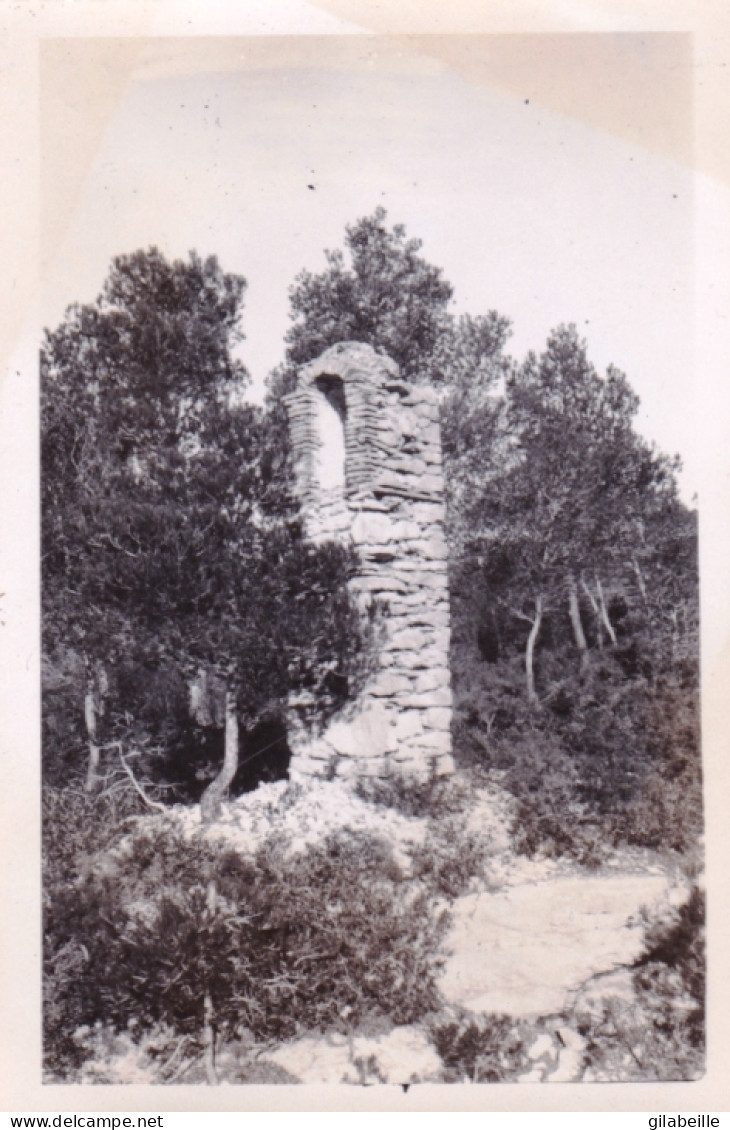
[{"xmin": 283, "ymin": 341, "xmax": 454, "ymax": 784}]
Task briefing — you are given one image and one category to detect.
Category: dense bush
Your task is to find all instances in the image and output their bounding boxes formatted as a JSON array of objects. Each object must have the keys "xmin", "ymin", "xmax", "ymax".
[
  {"xmin": 410, "ymin": 823, "xmax": 493, "ymax": 899},
  {"xmin": 449, "ymin": 612, "xmax": 702, "ymax": 864},
  {"xmin": 43, "ymin": 785, "xmax": 152, "ymax": 1075},
  {"xmin": 43, "ymin": 785, "xmax": 146, "ymax": 891},
  {"xmin": 637, "ymin": 884, "xmax": 705, "ymax": 1029},
  {"xmin": 355, "ymin": 773, "xmax": 471, "ymax": 821},
  {"xmin": 576, "ymin": 887, "xmax": 705, "ymax": 1081},
  {"xmin": 432, "ymin": 1011, "xmax": 529, "ymax": 1082},
  {"xmin": 44, "ymin": 821, "xmax": 449, "ymax": 1078},
  {"xmin": 355, "ymin": 774, "xmax": 496, "ymax": 897}
]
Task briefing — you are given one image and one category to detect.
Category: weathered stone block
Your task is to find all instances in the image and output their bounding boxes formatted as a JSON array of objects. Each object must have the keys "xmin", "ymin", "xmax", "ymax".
[
  {"xmin": 394, "ymin": 568, "xmax": 449, "ymax": 588},
  {"xmin": 394, "ymin": 710, "xmax": 425, "ymax": 741},
  {"xmin": 411, "ymin": 473, "xmax": 443, "ymax": 494},
  {"xmin": 404, "ymin": 611, "xmax": 450, "ymax": 630},
  {"xmin": 413, "ymin": 413, "xmax": 440, "ymax": 433},
  {"xmin": 399, "ymin": 688, "xmax": 453, "ymax": 708},
  {"xmin": 289, "ymin": 758, "xmax": 331, "ymax": 779},
  {"xmin": 373, "ymin": 428, "xmax": 400, "ymax": 449},
  {"xmin": 367, "ymin": 672, "xmax": 413, "ymax": 696},
  {"xmin": 403, "ymin": 386, "xmax": 437, "ymax": 406},
  {"xmin": 361, "ymin": 544, "xmax": 398, "ymax": 562},
  {"xmin": 411, "ymin": 534, "xmax": 448, "ymax": 560},
  {"xmin": 325, "ymin": 700, "xmax": 397, "ymax": 759},
  {"xmin": 333, "ymin": 758, "xmax": 360, "ymax": 778},
  {"xmin": 391, "ymin": 745, "xmax": 426, "ymax": 763},
  {"xmin": 424, "ymin": 707, "xmax": 452, "ymax": 731},
  {"xmin": 389, "ymin": 457, "xmax": 428, "ymax": 477},
  {"xmin": 358, "ymin": 496, "xmax": 395, "ymax": 512},
  {"xmin": 414, "ymin": 668, "xmax": 451, "ymax": 693},
  {"xmin": 351, "ymin": 511, "xmax": 397, "ymax": 546},
  {"xmin": 385, "ymin": 593, "xmax": 437, "ymax": 610},
  {"xmin": 409, "ymin": 502, "xmax": 447, "ymax": 525},
  {"xmin": 350, "ymin": 575, "xmax": 409, "ymax": 595},
  {"xmin": 390, "ymin": 648, "xmax": 448, "ymax": 671},
  {"xmin": 409, "ymin": 730, "xmax": 452, "ymax": 755},
  {"xmin": 433, "ymin": 753, "xmax": 456, "ymax": 776},
  {"xmin": 392, "ymin": 520, "xmax": 422, "ymax": 542},
  {"xmin": 388, "ymin": 627, "xmax": 435, "ymax": 652},
  {"xmin": 432, "ymin": 627, "xmax": 451, "ymax": 651}
]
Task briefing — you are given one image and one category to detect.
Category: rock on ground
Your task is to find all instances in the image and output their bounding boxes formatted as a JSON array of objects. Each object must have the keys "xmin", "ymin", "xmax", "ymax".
[
  {"xmin": 516, "ymin": 1025, "xmax": 588, "ymax": 1083},
  {"xmin": 127, "ymin": 778, "xmax": 428, "ymax": 870},
  {"xmin": 263, "ymin": 1026, "xmax": 443, "ymax": 1085}
]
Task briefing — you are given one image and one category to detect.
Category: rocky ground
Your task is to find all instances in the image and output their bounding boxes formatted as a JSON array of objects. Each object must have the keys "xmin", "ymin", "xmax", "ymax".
[
  {"xmin": 86, "ymin": 772, "xmax": 696, "ymax": 1086},
  {"xmin": 440, "ymin": 869, "xmax": 687, "ymax": 1018},
  {"xmin": 255, "ymin": 852, "xmax": 690, "ymax": 1085}
]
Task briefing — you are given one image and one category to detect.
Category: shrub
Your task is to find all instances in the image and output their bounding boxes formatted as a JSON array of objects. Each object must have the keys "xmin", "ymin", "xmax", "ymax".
[
  {"xmin": 355, "ymin": 773, "xmax": 471, "ymax": 821},
  {"xmin": 43, "ymin": 785, "xmax": 145, "ymax": 893},
  {"xmin": 575, "ymin": 887, "xmax": 705, "ymax": 1081},
  {"xmin": 611, "ymin": 766, "xmax": 703, "ymax": 853},
  {"xmin": 638, "ymin": 885, "xmax": 705, "ymax": 1014},
  {"xmin": 450, "ymin": 635, "xmax": 702, "ymax": 865},
  {"xmin": 57, "ymin": 1023, "xmax": 181, "ymax": 1085},
  {"xmin": 43, "ymin": 785, "xmax": 153, "ymax": 1076},
  {"xmin": 431, "ymin": 1011, "xmax": 529, "ymax": 1082},
  {"xmin": 410, "ymin": 821, "xmax": 493, "ymax": 898},
  {"xmin": 44, "ymin": 823, "xmax": 450, "ymax": 1078},
  {"xmin": 576, "ymin": 981, "xmax": 703, "ymax": 1082},
  {"xmin": 355, "ymin": 773, "xmax": 495, "ymax": 897}
]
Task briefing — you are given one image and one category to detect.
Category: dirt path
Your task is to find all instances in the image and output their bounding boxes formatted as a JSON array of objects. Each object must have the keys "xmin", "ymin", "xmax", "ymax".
[
  {"xmin": 263, "ymin": 858, "xmax": 690, "ymax": 1084},
  {"xmin": 439, "ymin": 864, "xmax": 686, "ymax": 1017}
]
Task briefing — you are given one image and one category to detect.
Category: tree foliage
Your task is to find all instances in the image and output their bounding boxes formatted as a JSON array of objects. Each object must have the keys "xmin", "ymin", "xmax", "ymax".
[
  {"xmin": 452, "ymin": 325, "xmax": 686, "ymax": 694},
  {"xmin": 447, "ymin": 325, "xmax": 700, "ymax": 857},
  {"xmin": 42, "ymin": 248, "xmax": 366, "ymax": 794},
  {"xmin": 267, "ymin": 207, "xmax": 453, "ymax": 400},
  {"xmin": 42, "ymin": 248, "xmax": 248, "ymax": 659}
]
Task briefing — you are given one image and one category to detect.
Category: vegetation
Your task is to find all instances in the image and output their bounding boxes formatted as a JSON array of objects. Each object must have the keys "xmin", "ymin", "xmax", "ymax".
[
  {"xmin": 43, "ymin": 805, "xmax": 449, "ymax": 1080},
  {"xmin": 267, "ymin": 205, "xmax": 454, "ymax": 400},
  {"xmin": 270, "ymin": 208, "xmax": 700, "ymax": 863},
  {"xmin": 432, "ymin": 1012, "xmax": 530, "ymax": 1083},
  {"xmin": 42, "ymin": 249, "xmax": 368, "ymax": 806},
  {"xmin": 42, "ymin": 212, "xmax": 702, "ymax": 1082},
  {"xmin": 576, "ymin": 886, "xmax": 705, "ymax": 1081}
]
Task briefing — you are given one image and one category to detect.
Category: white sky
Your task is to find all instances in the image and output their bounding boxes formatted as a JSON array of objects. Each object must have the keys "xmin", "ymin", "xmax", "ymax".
[{"xmin": 43, "ymin": 35, "xmax": 696, "ymax": 497}]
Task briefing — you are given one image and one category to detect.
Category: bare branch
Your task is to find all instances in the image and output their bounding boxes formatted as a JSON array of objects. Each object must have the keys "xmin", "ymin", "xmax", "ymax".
[{"xmin": 111, "ymin": 741, "xmax": 167, "ymax": 812}]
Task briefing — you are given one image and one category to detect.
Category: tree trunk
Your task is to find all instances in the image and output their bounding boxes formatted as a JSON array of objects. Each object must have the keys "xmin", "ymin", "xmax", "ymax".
[
  {"xmin": 631, "ymin": 555, "xmax": 649, "ymax": 608},
  {"xmin": 581, "ymin": 578, "xmax": 603, "ymax": 649},
  {"xmin": 596, "ymin": 577, "xmax": 618, "ymax": 646},
  {"xmin": 525, "ymin": 596, "xmax": 543, "ymax": 706},
  {"xmin": 201, "ymin": 688, "xmax": 239, "ymax": 824},
  {"xmin": 567, "ymin": 574, "xmax": 589, "ymax": 667},
  {"xmin": 84, "ymin": 679, "xmax": 101, "ymax": 793},
  {"xmin": 203, "ymin": 879, "xmax": 219, "ymax": 1086}
]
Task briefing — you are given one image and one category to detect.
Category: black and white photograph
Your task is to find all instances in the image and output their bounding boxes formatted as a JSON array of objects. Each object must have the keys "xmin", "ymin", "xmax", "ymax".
[{"xmin": 2, "ymin": 0, "xmax": 729, "ymax": 1112}]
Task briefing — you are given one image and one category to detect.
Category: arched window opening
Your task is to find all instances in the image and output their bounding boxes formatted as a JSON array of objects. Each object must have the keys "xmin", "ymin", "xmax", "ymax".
[{"xmin": 312, "ymin": 375, "xmax": 347, "ymax": 493}]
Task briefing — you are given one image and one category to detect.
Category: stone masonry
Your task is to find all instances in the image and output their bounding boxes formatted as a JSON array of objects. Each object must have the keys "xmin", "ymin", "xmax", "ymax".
[{"xmin": 283, "ymin": 341, "xmax": 454, "ymax": 784}]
